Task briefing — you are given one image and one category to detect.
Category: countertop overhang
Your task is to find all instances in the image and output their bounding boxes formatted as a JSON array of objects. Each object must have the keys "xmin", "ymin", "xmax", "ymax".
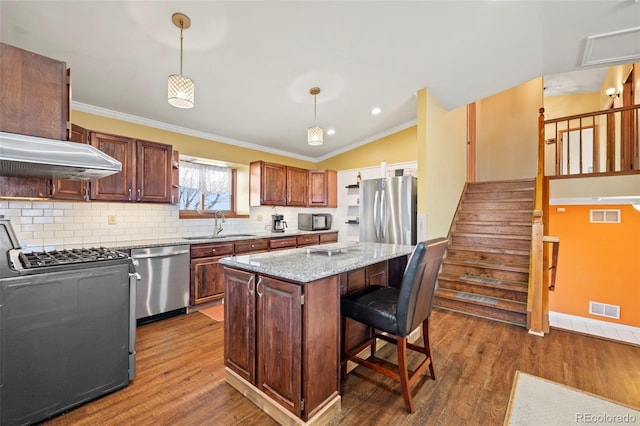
[{"xmin": 219, "ymin": 242, "xmax": 415, "ymax": 283}]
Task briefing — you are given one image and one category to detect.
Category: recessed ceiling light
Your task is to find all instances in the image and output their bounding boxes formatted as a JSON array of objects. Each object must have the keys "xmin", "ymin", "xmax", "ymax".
[
  {"xmin": 371, "ymin": 107, "xmax": 382, "ymax": 115},
  {"xmin": 327, "ymin": 129, "xmax": 336, "ymax": 135}
]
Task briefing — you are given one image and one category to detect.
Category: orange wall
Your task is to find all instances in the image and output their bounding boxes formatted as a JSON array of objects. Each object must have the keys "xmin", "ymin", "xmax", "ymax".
[{"xmin": 549, "ymin": 204, "xmax": 640, "ymax": 327}]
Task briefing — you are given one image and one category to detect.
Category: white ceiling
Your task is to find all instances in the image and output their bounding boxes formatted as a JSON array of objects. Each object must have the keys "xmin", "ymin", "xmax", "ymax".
[{"xmin": 1, "ymin": 1, "xmax": 639, "ymax": 162}]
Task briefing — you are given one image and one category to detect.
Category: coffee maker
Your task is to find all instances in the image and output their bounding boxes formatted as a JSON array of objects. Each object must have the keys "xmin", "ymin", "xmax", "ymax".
[{"xmin": 271, "ymin": 214, "xmax": 287, "ymax": 233}]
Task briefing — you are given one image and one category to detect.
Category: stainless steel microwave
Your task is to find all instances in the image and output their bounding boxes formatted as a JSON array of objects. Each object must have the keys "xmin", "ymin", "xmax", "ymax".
[{"xmin": 298, "ymin": 213, "xmax": 332, "ymax": 231}]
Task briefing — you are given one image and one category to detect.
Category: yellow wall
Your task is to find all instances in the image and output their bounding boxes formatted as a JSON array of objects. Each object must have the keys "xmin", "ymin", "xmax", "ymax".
[
  {"xmin": 72, "ymin": 110, "xmax": 317, "ymax": 169},
  {"xmin": 317, "ymin": 126, "xmax": 417, "ymax": 170},
  {"xmin": 423, "ymin": 90, "xmax": 468, "ymax": 239},
  {"xmin": 600, "ymin": 63, "xmax": 635, "ymax": 109},
  {"xmin": 475, "ymin": 78, "xmax": 543, "ymax": 181},
  {"xmin": 543, "ymin": 92, "xmax": 600, "ymax": 119},
  {"xmin": 549, "ymin": 204, "xmax": 640, "ymax": 327}
]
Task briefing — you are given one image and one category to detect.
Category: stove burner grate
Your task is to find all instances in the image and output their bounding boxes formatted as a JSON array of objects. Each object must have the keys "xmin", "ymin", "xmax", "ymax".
[{"xmin": 19, "ymin": 247, "xmax": 129, "ymax": 269}]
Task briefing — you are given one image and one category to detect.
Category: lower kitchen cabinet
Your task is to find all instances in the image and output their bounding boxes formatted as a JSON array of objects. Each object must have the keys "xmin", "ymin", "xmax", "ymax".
[
  {"xmin": 190, "ymin": 242, "xmax": 234, "ymax": 305},
  {"xmin": 224, "ymin": 268, "xmax": 339, "ymax": 420}
]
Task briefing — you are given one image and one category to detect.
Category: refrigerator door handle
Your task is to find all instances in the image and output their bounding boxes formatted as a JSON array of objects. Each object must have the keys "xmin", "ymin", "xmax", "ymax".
[
  {"xmin": 373, "ymin": 190, "xmax": 380, "ymax": 239},
  {"xmin": 380, "ymin": 189, "xmax": 386, "ymax": 240}
]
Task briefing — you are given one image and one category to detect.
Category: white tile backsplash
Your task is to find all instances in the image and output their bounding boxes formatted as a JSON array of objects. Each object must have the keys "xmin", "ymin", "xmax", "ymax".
[{"xmin": 1, "ymin": 200, "xmax": 339, "ymax": 251}]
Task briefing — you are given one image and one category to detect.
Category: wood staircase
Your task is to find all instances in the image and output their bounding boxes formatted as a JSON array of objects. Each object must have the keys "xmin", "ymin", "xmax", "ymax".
[{"xmin": 434, "ymin": 179, "xmax": 534, "ymax": 327}]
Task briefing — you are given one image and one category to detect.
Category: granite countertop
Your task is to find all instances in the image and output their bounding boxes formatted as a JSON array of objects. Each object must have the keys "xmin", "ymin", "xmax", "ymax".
[
  {"xmin": 104, "ymin": 229, "xmax": 337, "ymax": 251},
  {"xmin": 219, "ymin": 242, "xmax": 414, "ymax": 283}
]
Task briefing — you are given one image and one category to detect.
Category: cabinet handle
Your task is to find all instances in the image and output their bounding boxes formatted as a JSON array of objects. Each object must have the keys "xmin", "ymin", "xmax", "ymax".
[
  {"xmin": 212, "ymin": 248, "xmax": 216, "ymax": 253},
  {"xmin": 251, "ymin": 244, "xmax": 255, "ymax": 248},
  {"xmin": 256, "ymin": 278, "xmax": 263, "ymax": 297},
  {"xmin": 248, "ymin": 275, "xmax": 255, "ymax": 296},
  {"xmin": 137, "ymin": 188, "xmax": 141, "ymax": 201},
  {"xmin": 128, "ymin": 188, "xmax": 132, "ymax": 201}
]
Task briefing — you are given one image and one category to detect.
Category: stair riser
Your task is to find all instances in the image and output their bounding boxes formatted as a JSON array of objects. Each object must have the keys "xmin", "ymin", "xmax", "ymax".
[
  {"xmin": 434, "ymin": 296, "xmax": 527, "ymax": 326},
  {"xmin": 447, "ymin": 249, "xmax": 530, "ymax": 265},
  {"xmin": 437, "ymin": 279, "xmax": 528, "ymax": 303},
  {"xmin": 455, "ymin": 223, "xmax": 531, "ymax": 235},
  {"xmin": 467, "ymin": 180, "xmax": 534, "ymax": 192},
  {"xmin": 462, "ymin": 201, "xmax": 534, "ymax": 210},
  {"xmin": 458, "ymin": 211, "xmax": 532, "ymax": 222},
  {"xmin": 452, "ymin": 235, "xmax": 531, "ymax": 251},
  {"xmin": 465, "ymin": 190, "xmax": 534, "ymax": 201},
  {"xmin": 441, "ymin": 263, "xmax": 529, "ymax": 283}
]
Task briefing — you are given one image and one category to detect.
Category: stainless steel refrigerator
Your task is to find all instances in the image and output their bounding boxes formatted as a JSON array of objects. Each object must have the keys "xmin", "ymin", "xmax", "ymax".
[{"xmin": 359, "ymin": 176, "xmax": 417, "ymax": 245}]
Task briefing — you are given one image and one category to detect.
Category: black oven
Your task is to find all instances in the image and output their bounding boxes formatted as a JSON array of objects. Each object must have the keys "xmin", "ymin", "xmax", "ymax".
[{"xmin": 0, "ymin": 219, "xmax": 137, "ymax": 425}]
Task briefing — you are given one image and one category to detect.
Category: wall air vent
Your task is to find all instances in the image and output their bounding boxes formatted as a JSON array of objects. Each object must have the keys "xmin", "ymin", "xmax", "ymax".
[
  {"xmin": 589, "ymin": 301, "xmax": 620, "ymax": 320},
  {"xmin": 590, "ymin": 209, "xmax": 620, "ymax": 223}
]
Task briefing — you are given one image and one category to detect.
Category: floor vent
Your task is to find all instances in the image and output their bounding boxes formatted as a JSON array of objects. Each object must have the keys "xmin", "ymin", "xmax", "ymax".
[
  {"xmin": 589, "ymin": 301, "xmax": 620, "ymax": 320},
  {"xmin": 590, "ymin": 209, "xmax": 620, "ymax": 223}
]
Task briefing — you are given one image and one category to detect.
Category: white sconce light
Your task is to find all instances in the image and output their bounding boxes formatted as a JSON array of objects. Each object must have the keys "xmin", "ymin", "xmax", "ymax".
[{"xmin": 605, "ymin": 87, "xmax": 619, "ymax": 99}]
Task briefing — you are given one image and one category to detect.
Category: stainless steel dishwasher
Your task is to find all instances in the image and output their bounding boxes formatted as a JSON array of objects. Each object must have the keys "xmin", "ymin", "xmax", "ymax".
[{"xmin": 132, "ymin": 245, "xmax": 190, "ymax": 322}]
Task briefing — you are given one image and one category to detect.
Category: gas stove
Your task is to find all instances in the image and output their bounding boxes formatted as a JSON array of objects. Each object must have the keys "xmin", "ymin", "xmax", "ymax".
[{"xmin": 18, "ymin": 247, "xmax": 129, "ymax": 268}]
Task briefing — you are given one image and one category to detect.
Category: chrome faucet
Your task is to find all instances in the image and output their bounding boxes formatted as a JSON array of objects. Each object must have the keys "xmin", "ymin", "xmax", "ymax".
[{"xmin": 214, "ymin": 210, "xmax": 225, "ymax": 236}]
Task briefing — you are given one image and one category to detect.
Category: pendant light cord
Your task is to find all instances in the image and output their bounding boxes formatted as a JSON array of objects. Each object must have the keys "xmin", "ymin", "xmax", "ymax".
[{"xmin": 179, "ymin": 24, "xmax": 184, "ymax": 75}]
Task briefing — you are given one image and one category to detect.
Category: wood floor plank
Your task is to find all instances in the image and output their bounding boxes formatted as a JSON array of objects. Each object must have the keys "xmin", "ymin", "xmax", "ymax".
[{"xmin": 42, "ymin": 309, "xmax": 640, "ymax": 426}]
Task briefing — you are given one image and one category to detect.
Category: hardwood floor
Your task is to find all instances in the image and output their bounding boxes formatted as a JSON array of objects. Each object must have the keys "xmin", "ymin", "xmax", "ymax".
[{"xmin": 44, "ymin": 309, "xmax": 640, "ymax": 426}]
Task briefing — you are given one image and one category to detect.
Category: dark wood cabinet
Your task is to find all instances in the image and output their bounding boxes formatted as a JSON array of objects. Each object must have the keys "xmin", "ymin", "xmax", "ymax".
[
  {"xmin": 0, "ymin": 43, "xmax": 68, "ymax": 198},
  {"xmin": 190, "ymin": 242, "xmax": 234, "ymax": 305},
  {"xmin": 234, "ymin": 238, "xmax": 269, "ymax": 255},
  {"xmin": 0, "ymin": 43, "xmax": 68, "ymax": 141},
  {"xmin": 249, "ymin": 161, "xmax": 308, "ymax": 207},
  {"xmin": 308, "ymin": 169, "xmax": 337, "ymax": 208},
  {"xmin": 89, "ymin": 132, "xmax": 172, "ymax": 203},
  {"xmin": 224, "ymin": 268, "xmax": 340, "ymax": 421},
  {"xmin": 319, "ymin": 231, "xmax": 338, "ymax": 244},
  {"xmin": 286, "ymin": 166, "xmax": 308, "ymax": 207},
  {"xmin": 270, "ymin": 236, "xmax": 297, "ymax": 251},
  {"xmin": 51, "ymin": 124, "xmax": 88, "ymax": 201},
  {"xmin": 224, "ymin": 268, "xmax": 256, "ymax": 383},
  {"xmin": 296, "ymin": 234, "xmax": 320, "ymax": 247}
]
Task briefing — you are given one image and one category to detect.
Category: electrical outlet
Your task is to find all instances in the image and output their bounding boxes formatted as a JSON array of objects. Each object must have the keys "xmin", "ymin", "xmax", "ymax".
[
  {"xmin": 257, "ymin": 214, "xmax": 263, "ymax": 222},
  {"xmin": 108, "ymin": 215, "xmax": 117, "ymax": 225}
]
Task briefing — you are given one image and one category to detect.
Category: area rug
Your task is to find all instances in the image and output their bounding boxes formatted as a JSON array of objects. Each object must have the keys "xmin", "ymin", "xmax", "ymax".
[
  {"xmin": 504, "ymin": 371, "xmax": 640, "ymax": 425},
  {"xmin": 199, "ymin": 304, "xmax": 224, "ymax": 322}
]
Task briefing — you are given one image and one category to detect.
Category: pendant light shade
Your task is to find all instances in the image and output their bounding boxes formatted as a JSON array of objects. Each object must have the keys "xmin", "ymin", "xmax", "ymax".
[
  {"xmin": 168, "ymin": 13, "xmax": 194, "ymax": 109},
  {"xmin": 307, "ymin": 87, "xmax": 323, "ymax": 146}
]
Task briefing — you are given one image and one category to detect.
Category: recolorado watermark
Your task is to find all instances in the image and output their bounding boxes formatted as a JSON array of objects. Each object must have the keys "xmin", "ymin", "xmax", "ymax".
[{"xmin": 576, "ymin": 413, "xmax": 638, "ymax": 424}]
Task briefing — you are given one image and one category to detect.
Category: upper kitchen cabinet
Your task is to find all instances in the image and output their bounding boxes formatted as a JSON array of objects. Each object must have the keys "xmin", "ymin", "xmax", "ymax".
[
  {"xmin": 308, "ymin": 169, "xmax": 337, "ymax": 208},
  {"xmin": 0, "ymin": 43, "xmax": 68, "ymax": 140},
  {"xmin": 89, "ymin": 132, "xmax": 173, "ymax": 203},
  {"xmin": 51, "ymin": 124, "xmax": 89, "ymax": 201},
  {"xmin": 0, "ymin": 43, "xmax": 68, "ymax": 199},
  {"xmin": 249, "ymin": 161, "xmax": 307, "ymax": 207}
]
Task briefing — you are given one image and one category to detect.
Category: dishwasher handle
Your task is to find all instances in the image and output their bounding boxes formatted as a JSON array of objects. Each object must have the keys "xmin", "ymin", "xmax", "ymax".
[{"xmin": 132, "ymin": 249, "xmax": 190, "ymax": 259}]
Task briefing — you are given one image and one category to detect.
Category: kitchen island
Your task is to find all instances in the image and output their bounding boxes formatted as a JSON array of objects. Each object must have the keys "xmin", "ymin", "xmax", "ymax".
[{"xmin": 220, "ymin": 242, "xmax": 414, "ymax": 425}]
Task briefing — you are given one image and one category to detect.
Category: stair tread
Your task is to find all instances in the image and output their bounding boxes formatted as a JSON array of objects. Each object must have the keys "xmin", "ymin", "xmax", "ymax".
[
  {"xmin": 438, "ymin": 272, "xmax": 528, "ymax": 290},
  {"xmin": 448, "ymin": 243, "xmax": 530, "ymax": 256},
  {"xmin": 435, "ymin": 288, "xmax": 526, "ymax": 312},
  {"xmin": 456, "ymin": 220, "xmax": 532, "ymax": 226},
  {"xmin": 443, "ymin": 257, "xmax": 529, "ymax": 272},
  {"xmin": 452, "ymin": 232, "xmax": 532, "ymax": 240}
]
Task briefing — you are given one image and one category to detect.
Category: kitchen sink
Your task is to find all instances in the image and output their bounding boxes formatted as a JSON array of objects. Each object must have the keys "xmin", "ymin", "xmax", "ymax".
[{"xmin": 184, "ymin": 234, "xmax": 257, "ymax": 240}]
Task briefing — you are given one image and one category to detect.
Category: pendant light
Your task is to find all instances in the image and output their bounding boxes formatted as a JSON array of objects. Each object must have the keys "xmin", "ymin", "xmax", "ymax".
[
  {"xmin": 307, "ymin": 87, "xmax": 323, "ymax": 146},
  {"xmin": 168, "ymin": 13, "xmax": 194, "ymax": 109}
]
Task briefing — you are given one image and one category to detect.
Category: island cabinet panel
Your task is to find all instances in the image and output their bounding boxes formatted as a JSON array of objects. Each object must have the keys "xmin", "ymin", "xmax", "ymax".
[
  {"xmin": 256, "ymin": 276, "xmax": 303, "ymax": 415},
  {"xmin": 342, "ymin": 267, "xmax": 372, "ymax": 353},
  {"xmin": 224, "ymin": 268, "xmax": 340, "ymax": 421},
  {"xmin": 365, "ymin": 261, "xmax": 388, "ymax": 286},
  {"xmin": 224, "ymin": 268, "xmax": 256, "ymax": 383},
  {"xmin": 190, "ymin": 242, "xmax": 234, "ymax": 305}
]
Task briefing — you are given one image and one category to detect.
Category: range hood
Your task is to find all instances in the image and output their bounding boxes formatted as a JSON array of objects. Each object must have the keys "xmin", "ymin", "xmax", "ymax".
[{"xmin": 0, "ymin": 131, "xmax": 121, "ymax": 180}]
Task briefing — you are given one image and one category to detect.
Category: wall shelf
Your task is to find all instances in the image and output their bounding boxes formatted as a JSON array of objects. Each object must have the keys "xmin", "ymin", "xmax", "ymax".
[
  {"xmin": 345, "ymin": 184, "xmax": 359, "ymax": 189},
  {"xmin": 345, "ymin": 219, "xmax": 359, "ymax": 224}
]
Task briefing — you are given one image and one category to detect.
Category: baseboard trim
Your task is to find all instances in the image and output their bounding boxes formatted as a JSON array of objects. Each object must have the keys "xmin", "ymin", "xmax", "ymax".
[{"xmin": 549, "ymin": 311, "xmax": 640, "ymax": 345}]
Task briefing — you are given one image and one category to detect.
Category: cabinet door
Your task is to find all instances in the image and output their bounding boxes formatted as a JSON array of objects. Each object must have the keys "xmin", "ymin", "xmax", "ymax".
[
  {"xmin": 319, "ymin": 232, "xmax": 338, "ymax": 244},
  {"xmin": 191, "ymin": 256, "xmax": 226, "ymax": 305},
  {"xmin": 366, "ymin": 261, "xmax": 387, "ymax": 286},
  {"xmin": 307, "ymin": 170, "xmax": 336, "ymax": 208},
  {"xmin": 0, "ymin": 177, "xmax": 50, "ymax": 198},
  {"xmin": 89, "ymin": 132, "xmax": 135, "ymax": 201},
  {"xmin": 260, "ymin": 162, "xmax": 287, "ymax": 205},
  {"xmin": 136, "ymin": 139, "xmax": 172, "ymax": 203},
  {"xmin": 0, "ymin": 43, "xmax": 68, "ymax": 140},
  {"xmin": 286, "ymin": 166, "xmax": 308, "ymax": 207},
  {"xmin": 51, "ymin": 124, "xmax": 88, "ymax": 201},
  {"xmin": 224, "ymin": 268, "xmax": 256, "ymax": 383},
  {"xmin": 256, "ymin": 276, "xmax": 302, "ymax": 416},
  {"xmin": 296, "ymin": 234, "xmax": 319, "ymax": 247},
  {"xmin": 343, "ymin": 268, "xmax": 372, "ymax": 352}
]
